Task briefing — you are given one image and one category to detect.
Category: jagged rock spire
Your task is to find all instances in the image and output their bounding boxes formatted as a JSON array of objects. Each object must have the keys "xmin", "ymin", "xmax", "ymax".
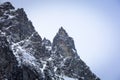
[
  {"xmin": 0, "ymin": 2, "xmax": 15, "ymax": 10},
  {"xmin": 0, "ymin": 2, "xmax": 100, "ymax": 80},
  {"xmin": 52, "ymin": 27, "xmax": 100, "ymax": 80},
  {"xmin": 52, "ymin": 27, "xmax": 78, "ymax": 59},
  {"xmin": 57, "ymin": 27, "xmax": 68, "ymax": 36},
  {"xmin": 53, "ymin": 27, "xmax": 76, "ymax": 50}
]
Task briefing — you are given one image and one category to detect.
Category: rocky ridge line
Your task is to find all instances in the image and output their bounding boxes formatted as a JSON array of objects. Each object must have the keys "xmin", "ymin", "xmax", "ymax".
[{"xmin": 0, "ymin": 2, "xmax": 100, "ymax": 80}]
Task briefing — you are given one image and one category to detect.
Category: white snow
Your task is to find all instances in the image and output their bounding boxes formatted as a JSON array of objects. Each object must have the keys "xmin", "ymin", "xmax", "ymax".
[
  {"xmin": 45, "ymin": 46, "xmax": 52, "ymax": 51},
  {"xmin": 3, "ymin": 11, "xmax": 15, "ymax": 19},
  {"xmin": 8, "ymin": 32, "xmax": 44, "ymax": 75},
  {"xmin": 28, "ymin": 32, "xmax": 36, "ymax": 40},
  {"xmin": 72, "ymin": 48, "xmax": 76, "ymax": 53},
  {"xmin": 10, "ymin": 9, "xmax": 15, "ymax": 12},
  {"xmin": 11, "ymin": 43, "xmax": 36, "ymax": 66},
  {"xmin": 63, "ymin": 76, "xmax": 77, "ymax": 80},
  {"xmin": 10, "ymin": 39, "xmax": 46, "ymax": 77},
  {"xmin": 0, "ymin": 31, "xmax": 6, "ymax": 36},
  {"xmin": 40, "ymin": 60, "xmax": 47, "ymax": 73},
  {"xmin": 8, "ymin": 15, "xmax": 15, "ymax": 19},
  {"xmin": 80, "ymin": 77, "xmax": 84, "ymax": 79},
  {"xmin": 0, "ymin": 29, "xmax": 7, "ymax": 37},
  {"xmin": 56, "ymin": 75, "xmax": 77, "ymax": 80},
  {"xmin": 54, "ymin": 66, "xmax": 57, "ymax": 72},
  {"xmin": 4, "ymin": 78, "xmax": 8, "ymax": 80},
  {"xmin": 5, "ymin": 26, "xmax": 12, "ymax": 30},
  {"xmin": 47, "ymin": 57, "xmax": 53, "ymax": 61}
]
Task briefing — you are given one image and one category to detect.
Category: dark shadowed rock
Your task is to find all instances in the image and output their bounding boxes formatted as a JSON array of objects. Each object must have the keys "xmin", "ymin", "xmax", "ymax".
[
  {"xmin": 0, "ymin": 2, "xmax": 14, "ymax": 10},
  {"xmin": 52, "ymin": 27, "xmax": 100, "ymax": 80},
  {"xmin": 53, "ymin": 27, "xmax": 78, "ymax": 58},
  {"xmin": 0, "ymin": 2, "xmax": 41, "ymax": 80},
  {"xmin": 0, "ymin": 2, "xmax": 100, "ymax": 80}
]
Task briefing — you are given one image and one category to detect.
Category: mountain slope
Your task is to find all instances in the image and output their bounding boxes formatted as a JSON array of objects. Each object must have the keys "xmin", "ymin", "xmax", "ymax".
[{"xmin": 0, "ymin": 2, "xmax": 100, "ymax": 80}]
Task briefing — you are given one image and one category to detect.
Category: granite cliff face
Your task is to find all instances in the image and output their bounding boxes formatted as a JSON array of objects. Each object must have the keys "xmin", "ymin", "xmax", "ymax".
[{"xmin": 0, "ymin": 2, "xmax": 100, "ymax": 80}]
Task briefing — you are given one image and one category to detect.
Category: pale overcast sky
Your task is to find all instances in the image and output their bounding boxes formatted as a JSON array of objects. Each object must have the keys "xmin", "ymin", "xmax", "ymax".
[{"xmin": 1, "ymin": 0, "xmax": 120, "ymax": 80}]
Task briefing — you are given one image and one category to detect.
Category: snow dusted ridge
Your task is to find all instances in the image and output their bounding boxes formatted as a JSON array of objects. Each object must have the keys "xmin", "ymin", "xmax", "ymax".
[
  {"xmin": 10, "ymin": 33, "xmax": 37, "ymax": 66},
  {"xmin": 0, "ymin": 2, "xmax": 100, "ymax": 80},
  {"xmin": 11, "ymin": 42, "xmax": 35, "ymax": 66}
]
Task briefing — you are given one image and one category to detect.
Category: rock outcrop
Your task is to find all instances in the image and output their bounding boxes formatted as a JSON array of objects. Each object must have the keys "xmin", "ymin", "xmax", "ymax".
[{"xmin": 0, "ymin": 2, "xmax": 100, "ymax": 80}]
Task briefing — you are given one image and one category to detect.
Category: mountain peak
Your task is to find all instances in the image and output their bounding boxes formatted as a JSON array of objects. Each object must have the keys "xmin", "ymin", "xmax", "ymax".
[
  {"xmin": 0, "ymin": 2, "xmax": 100, "ymax": 80},
  {"xmin": 0, "ymin": 2, "xmax": 15, "ymax": 10},
  {"xmin": 57, "ymin": 27, "xmax": 68, "ymax": 36}
]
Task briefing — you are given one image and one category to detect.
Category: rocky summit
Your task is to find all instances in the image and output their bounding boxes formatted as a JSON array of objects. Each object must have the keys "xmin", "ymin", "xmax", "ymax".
[{"xmin": 0, "ymin": 2, "xmax": 100, "ymax": 80}]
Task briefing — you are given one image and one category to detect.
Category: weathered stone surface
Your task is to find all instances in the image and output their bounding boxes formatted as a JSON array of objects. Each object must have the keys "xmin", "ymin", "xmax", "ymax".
[
  {"xmin": 0, "ymin": 2, "xmax": 41, "ymax": 80},
  {"xmin": 0, "ymin": 2, "xmax": 100, "ymax": 80}
]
